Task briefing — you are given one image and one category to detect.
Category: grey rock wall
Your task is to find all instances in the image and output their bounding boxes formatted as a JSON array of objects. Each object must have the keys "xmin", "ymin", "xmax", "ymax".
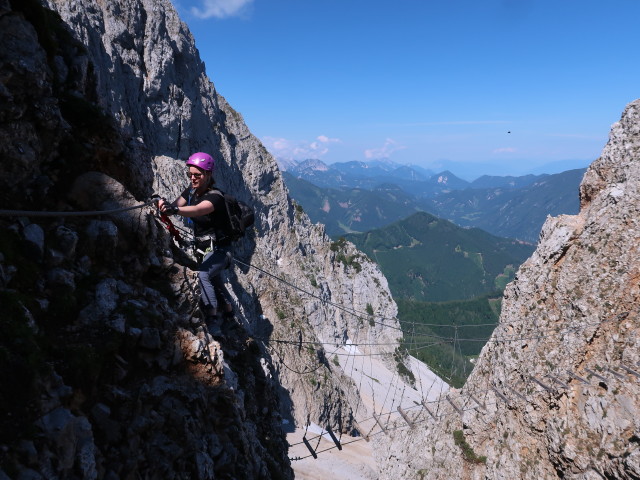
[
  {"xmin": 1, "ymin": 0, "xmax": 403, "ymax": 478},
  {"xmin": 42, "ymin": 0, "xmax": 402, "ymax": 433}
]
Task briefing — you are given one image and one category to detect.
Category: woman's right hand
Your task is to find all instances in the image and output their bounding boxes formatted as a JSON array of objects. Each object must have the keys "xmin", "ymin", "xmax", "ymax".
[{"xmin": 158, "ymin": 199, "xmax": 179, "ymax": 215}]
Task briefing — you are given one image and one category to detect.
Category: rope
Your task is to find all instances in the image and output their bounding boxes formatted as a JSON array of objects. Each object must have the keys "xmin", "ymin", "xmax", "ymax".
[
  {"xmin": 233, "ymin": 257, "xmax": 402, "ymax": 330},
  {"xmin": 259, "ymin": 313, "xmax": 617, "ymax": 347},
  {"xmin": 233, "ymin": 255, "xmax": 607, "ymax": 336},
  {"xmin": 0, "ymin": 199, "xmax": 157, "ymax": 217}
]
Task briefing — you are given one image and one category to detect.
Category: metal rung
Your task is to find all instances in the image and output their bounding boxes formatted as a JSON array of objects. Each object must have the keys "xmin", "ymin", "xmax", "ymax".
[
  {"xmin": 620, "ymin": 365, "xmax": 640, "ymax": 378},
  {"xmin": 372, "ymin": 412, "xmax": 387, "ymax": 434},
  {"xmin": 446, "ymin": 395, "xmax": 463, "ymax": 415},
  {"xmin": 566, "ymin": 370, "xmax": 590, "ymax": 385},
  {"xmin": 352, "ymin": 420, "xmax": 370, "ymax": 442},
  {"xmin": 325, "ymin": 426, "xmax": 342, "ymax": 451},
  {"xmin": 302, "ymin": 436, "xmax": 318, "ymax": 459},
  {"xmin": 549, "ymin": 375, "xmax": 569, "ymax": 390},
  {"xmin": 492, "ymin": 386, "xmax": 509, "ymax": 404},
  {"xmin": 530, "ymin": 376, "xmax": 555, "ymax": 393},
  {"xmin": 469, "ymin": 394, "xmax": 486, "ymax": 411},
  {"xmin": 605, "ymin": 367, "xmax": 626, "ymax": 379},
  {"xmin": 421, "ymin": 399, "xmax": 438, "ymax": 419},
  {"xmin": 397, "ymin": 406, "xmax": 414, "ymax": 427},
  {"xmin": 585, "ymin": 368, "xmax": 608, "ymax": 383}
]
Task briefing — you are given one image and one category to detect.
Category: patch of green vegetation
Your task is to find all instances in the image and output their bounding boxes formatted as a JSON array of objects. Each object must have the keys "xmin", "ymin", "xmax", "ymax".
[
  {"xmin": 488, "ymin": 297, "xmax": 502, "ymax": 317},
  {"xmin": 329, "ymin": 236, "xmax": 363, "ymax": 272},
  {"xmin": 453, "ymin": 430, "xmax": 487, "ymax": 464},
  {"xmin": 362, "ymin": 372, "xmax": 380, "ymax": 384},
  {"xmin": 293, "ymin": 201, "xmax": 305, "ymax": 221},
  {"xmin": 335, "ymin": 252, "xmax": 362, "ymax": 272},
  {"xmin": 467, "ymin": 251, "xmax": 483, "ymax": 270},
  {"xmin": 393, "ymin": 348, "xmax": 416, "ymax": 385},
  {"xmin": 330, "ymin": 237, "xmax": 348, "ymax": 252},
  {"xmin": 494, "ymin": 264, "xmax": 516, "ymax": 291}
]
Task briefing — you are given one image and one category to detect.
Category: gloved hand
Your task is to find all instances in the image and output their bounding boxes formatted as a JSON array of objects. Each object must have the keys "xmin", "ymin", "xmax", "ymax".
[{"xmin": 163, "ymin": 204, "xmax": 179, "ymax": 215}]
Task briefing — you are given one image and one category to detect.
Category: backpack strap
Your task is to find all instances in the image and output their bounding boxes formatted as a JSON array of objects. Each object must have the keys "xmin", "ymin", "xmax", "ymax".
[{"xmin": 210, "ymin": 188, "xmax": 233, "ymax": 245}]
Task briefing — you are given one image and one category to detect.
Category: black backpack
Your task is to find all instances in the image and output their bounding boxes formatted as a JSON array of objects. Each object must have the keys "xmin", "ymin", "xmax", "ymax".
[{"xmin": 212, "ymin": 189, "xmax": 255, "ymax": 242}]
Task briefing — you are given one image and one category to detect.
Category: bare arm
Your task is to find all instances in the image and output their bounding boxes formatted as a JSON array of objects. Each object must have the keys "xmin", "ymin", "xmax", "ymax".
[
  {"xmin": 158, "ymin": 196, "xmax": 214, "ymax": 217},
  {"xmin": 172, "ymin": 200, "xmax": 214, "ymax": 217}
]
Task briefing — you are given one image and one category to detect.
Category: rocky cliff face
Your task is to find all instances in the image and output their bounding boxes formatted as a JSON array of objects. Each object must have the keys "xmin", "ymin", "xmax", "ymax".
[
  {"xmin": 9, "ymin": 0, "xmax": 634, "ymax": 478},
  {"xmin": 0, "ymin": 0, "xmax": 400, "ymax": 478},
  {"xmin": 376, "ymin": 100, "xmax": 640, "ymax": 479}
]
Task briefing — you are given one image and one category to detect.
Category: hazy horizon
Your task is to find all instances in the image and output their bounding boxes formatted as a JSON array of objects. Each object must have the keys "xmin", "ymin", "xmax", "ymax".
[{"xmin": 280, "ymin": 155, "xmax": 591, "ymax": 182}]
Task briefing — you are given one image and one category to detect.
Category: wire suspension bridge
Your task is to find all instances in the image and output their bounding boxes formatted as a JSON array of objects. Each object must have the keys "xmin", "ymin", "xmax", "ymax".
[{"xmin": 3, "ymin": 202, "xmax": 635, "ymax": 463}]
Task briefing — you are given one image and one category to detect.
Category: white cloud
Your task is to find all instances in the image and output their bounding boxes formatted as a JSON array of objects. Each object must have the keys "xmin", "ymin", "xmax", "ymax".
[
  {"xmin": 262, "ymin": 135, "xmax": 341, "ymax": 160},
  {"xmin": 492, "ymin": 147, "xmax": 517, "ymax": 154},
  {"xmin": 190, "ymin": 0, "xmax": 253, "ymax": 19},
  {"xmin": 364, "ymin": 138, "xmax": 406, "ymax": 159},
  {"xmin": 316, "ymin": 135, "xmax": 341, "ymax": 144}
]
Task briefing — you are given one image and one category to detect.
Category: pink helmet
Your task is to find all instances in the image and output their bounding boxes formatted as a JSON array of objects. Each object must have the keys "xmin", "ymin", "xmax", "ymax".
[{"xmin": 186, "ymin": 152, "xmax": 215, "ymax": 171}]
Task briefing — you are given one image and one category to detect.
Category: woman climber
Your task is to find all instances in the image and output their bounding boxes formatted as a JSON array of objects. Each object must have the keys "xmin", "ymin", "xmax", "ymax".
[{"xmin": 158, "ymin": 152, "xmax": 234, "ymax": 338}]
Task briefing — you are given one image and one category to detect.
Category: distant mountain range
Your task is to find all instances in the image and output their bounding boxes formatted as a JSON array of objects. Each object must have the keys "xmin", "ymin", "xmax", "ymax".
[
  {"xmin": 282, "ymin": 158, "xmax": 560, "ymax": 194},
  {"xmin": 283, "ymin": 158, "xmax": 469, "ymax": 196},
  {"xmin": 282, "ymin": 159, "xmax": 586, "ymax": 243},
  {"xmin": 426, "ymin": 168, "xmax": 586, "ymax": 242}
]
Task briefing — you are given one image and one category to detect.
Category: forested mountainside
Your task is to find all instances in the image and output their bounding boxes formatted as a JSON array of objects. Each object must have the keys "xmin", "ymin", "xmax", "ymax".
[
  {"xmin": 284, "ymin": 168, "xmax": 583, "ymax": 242},
  {"xmin": 344, "ymin": 211, "xmax": 534, "ymax": 302},
  {"xmin": 427, "ymin": 167, "xmax": 586, "ymax": 243}
]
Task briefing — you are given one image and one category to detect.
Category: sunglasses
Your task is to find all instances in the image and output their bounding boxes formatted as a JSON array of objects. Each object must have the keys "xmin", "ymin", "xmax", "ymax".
[{"xmin": 187, "ymin": 171, "xmax": 205, "ymax": 179}]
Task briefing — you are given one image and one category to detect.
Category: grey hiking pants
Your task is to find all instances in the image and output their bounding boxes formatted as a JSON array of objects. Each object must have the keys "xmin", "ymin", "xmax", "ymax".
[{"xmin": 198, "ymin": 245, "xmax": 233, "ymax": 313}]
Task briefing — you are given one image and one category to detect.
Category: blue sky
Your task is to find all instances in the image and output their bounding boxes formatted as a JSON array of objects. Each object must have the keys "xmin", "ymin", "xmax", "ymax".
[{"xmin": 172, "ymin": 0, "xmax": 640, "ymax": 179}]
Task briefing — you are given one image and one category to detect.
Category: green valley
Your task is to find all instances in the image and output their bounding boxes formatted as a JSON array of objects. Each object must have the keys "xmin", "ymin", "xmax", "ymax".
[
  {"xmin": 397, "ymin": 296, "xmax": 501, "ymax": 387},
  {"xmin": 343, "ymin": 211, "xmax": 534, "ymax": 303},
  {"xmin": 343, "ymin": 212, "xmax": 534, "ymax": 387}
]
